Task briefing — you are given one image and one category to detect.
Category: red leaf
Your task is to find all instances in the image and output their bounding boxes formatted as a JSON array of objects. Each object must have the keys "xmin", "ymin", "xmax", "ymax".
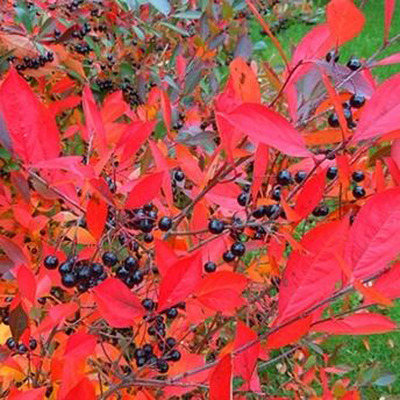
[
  {"xmin": 195, "ymin": 271, "xmax": 247, "ymax": 312},
  {"xmin": 125, "ymin": 171, "xmax": 165, "ymax": 209},
  {"xmin": 82, "ymin": 85, "xmax": 107, "ymax": 154},
  {"xmin": 220, "ymin": 103, "xmax": 310, "ymax": 157},
  {"xmin": 291, "ymin": 23, "xmax": 333, "ymax": 66},
  {"xmin": 251, "ymin": 143, "xmax": 269, "ymax": 201},
  {"xmin": 157, "ymin": 251, "xmax": 203, "ymax": 311},
  {"xmin": 160, "ymin": 90, "xmax": 172, "ymax": 135},
  {"xmin": 0, "ymin": 68, "xmax": 60, "ymax": 163},
  {"xmin": 312, "ymin": 313, "xmax": 397, "ymax": 335},
  {"xmin": 0, "ymin": 235, "xmax": 29, "ymax": 268},
  {"xmin": 371, "ymin": 263, "xmax": 400, "ymax": 302},
  {"xmin": 92, "ymin": 278, "xmax": 144, "ymax": 328},
  {"xmin": 229, "ymin": 57, "xmax": 261, "ymax": 103},
  {"xmin": 345, "ymin": 187, "xmax": 400, "ymax": 280},
  {"xmin": 64, "ymin": 378, "xmax": 96, "ymax": 400},
  {"xmin": 277, "ymin": 220, "xmax": 349, "ymax": 324},
  {"xmin": 326, "ymin": 0, "xmax": 365, "ymax": 45},
  {"xmin": 267, "ymin": 316, "xmax": 312, "ymax": 350},
  {"xmin": 154, "ymin": 238, "xmax": 179, "ymax": 277},
  {"xmin": 233, "ymin": 321, "xmax": 260, "ymax": 390},
  {"xmin": 384, "ymin": 0, "xmax": 396, "ymax": 43},
  {"xmin": 17, "ymin": 265, "xmax": 36, "ymax": 304},
  {"xmin": 64, "ymin": 331, "xmax": 97, "ymax": 361},
  {"xmin": 86, "ymin": 196, "xmax": 108, "ymax": 241},
  {"xmin": 8, "ymin": 387, "xmax": 46, "ymax": 400},
  {"xmin": 210, "ymin": 354, "xmax": 232, "ymax": 400},
  {"xmin": 352, "ymin": 74, "xmax": 400, "ymax": 143},
  {"xmin": 375, "ymin": 52, "xmax": 400, "ymax": 67},
  {"xmin": 294, "ymin": 169, "xmax": 326, "ymax": 219},
  {"xmin": 36, "ymin": 303, "xmax": 79, "ymax": 334}
]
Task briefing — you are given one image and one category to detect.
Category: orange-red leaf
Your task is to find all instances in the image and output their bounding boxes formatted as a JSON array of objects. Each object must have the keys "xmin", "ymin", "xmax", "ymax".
[
  {"xmin": 312, "ymin": 313, "xmax": 396, "ymax": 335},
  {"xmin": 92, "ymin": 278, "xmax": 144, "ymax": 328},
  {"xmin": 17, "ymin": 265, "xmax": 36, "ymax": 304},
  {"xmin": 86, "ymin": 196, "xmax": 108, "ymax": 241},
  {"xmin": 0, "ymin": 236, "xmax": 29, "ymax": 269},
  {"xmin": 229, "ymin": 57, "xmax": 261, "ymax": 103},
  {"xmin": 326, "ymin": 0, "xmax": 365, "ymax": 45},
  {"xmin": 125, "ymin": 171, "xmax": 165, "ymax": 209},
  {"xmin": 210, "ymin": 354, "xmax": 232, "ymax": 400},
  {"xmin": 8, "ymin": 387, "xmax": 46, "ymax": 400}
]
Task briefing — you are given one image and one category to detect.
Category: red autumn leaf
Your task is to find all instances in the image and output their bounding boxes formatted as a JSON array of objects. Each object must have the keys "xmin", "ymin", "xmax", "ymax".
[
  {"xmin": 229, "ymin": 57, "xmax": 261, "ymax": 103},
  {"xmin": 251, "ymin": 143, "xmax": 269, "ymax": 201},
  {"xmin": 384, "ymin": 0, "xmax": 396, "ymax": 43},
  {"xmin": 154, "ymin": 238, "xmax": 179, "ymax": 276},
  {"xmin": 375, "ymin": 52, "xmax": 400, "ymax": 67},
  {"xmin": 291, "ymin": 23, "xmax": 333, "ymax": 66},
  {"xmin": 233, "ymin": 321, "xmax": 260, "ymax": 391},
  {"xmin": 345, "ymin": 187, "xmax": 400, "ymax": 280},
  {"xmin": 0, "ymin": 68, "xmax": 60, "ymax": 164},
  {"xmin": 64, "ymin": 378, "xmax": 96, "ymax": 400},
  {"xmin": 352, "ymin": 73, "xmax": 400, "ymax": 143},
  {"xmin": 36, "ymin": 303, "xmax": 79, "ymax": 334},
  {"xmin": 64, "ymin": 331, "xmax": 97, "ymax": 361},
  {"xmin": 0, "ymin": 235, "xmax": 30, "ymax": 268},
  {"xmin": 82, "ymin": 85, "xmax": 107, "ymax": 154},
  {"xmin": 125, "ymin": 171, "xmax": 165, "ymax": 209},
  {"xmin": 92, "ymin": 278, "xmax": 144, "ymax": 328},
  {"xmin": 294, "ymin": 169, "xmax": 326, "ymax": 219},
  {"xmin": 326, "ymin": 0, "xmax": 365, "ymax": 45},
  {"xmin": 160, "ymin": 89, "xmax": 172, "ymax": 134},
  {"xmin": 312, "ymin": 313, "xmax": 397, "ymax": 335},
  {"xmin": 17, "ymin": 265, "xmax": 36, "ymax": 304},
  {"xmin": 195, "ymin": 271, "xmax": 247, "ymax": 312},
  {"xmin": 210, "ymin": 354, "xmax": 232, "ymax": 400},
  {"xmin": 8, "ymin": 387, "xmax": 46, "ymax": 400},
  {"xmin": 157, "ymin": 251, "xmax": 203, "ymax": 311},
  {"xmin": 86, "ymin": 196, "xmax": 108, "ymax": 241},
  {"xmin": 370, "ymin": 263, "xmax": 400, "ymax": 302},
  {"xmin": 267, "ymin": 316, "xmax": 312, "ymax": 350},
  {"xmin": 277, "ymin": 220, "xmax": 349, "ymax": 325},
  {"xmin": 220, "ymin": 103, "xmax": 310, "ymax": 157}
]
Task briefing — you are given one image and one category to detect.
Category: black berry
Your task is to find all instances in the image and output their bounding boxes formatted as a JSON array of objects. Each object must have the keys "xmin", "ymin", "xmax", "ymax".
[
  {"xmin": 325, "ymin": 50, "xmax": 339, "ymax": 63},
  {"xmin": 158, "ymin": 216, "xmax": 173, "ymax": 231},
  {"xmin": 124, "ymin": 256, "xmax": 138, "ymax": 271},
  {"xmin": 223, "ymin": 250, "xmax": 235, "ymax": 263},
  {"xmin": 29, "ymin": 338, "xmax": 37, "ymax": 350},
  {"xmin": 347, "ymin": 57, "xmax": 362, "ymax": 71},
  {"xmin": 174, "ymin": 170, "xmax": 185, "ymax": 182},
  {"xmin": 143, "ymin": 233, "xmax": 154, "ymax": 243},
  {"xmin": 271, "ymin": 186, "xmax": 281, "ymax": 201},
  {"xmin": 156, "ymin": 359, "xmax": 169, "ymax": 373},
  {"xmin": 277, "ymin": 170, "xmax": 292, "ymax": 186},
  {"xmin": 231, "ymin": 242, "xmax": 246, "ymax": 257},
  {"xmin": 350, "ymin": 94, "xmax": 366, "ymax": 108},
  {"xmin": 237, "ymin": 192, "xmax": 251, "ymax": 207},
  {"xmin": 6, "ymin": 337, "xmax": 16, "ymax": 350},
  {"xmin": 17, "ymin": 343, "xmax": 28, "ymax": 354},
  {"xmin": 312, "ymin": 205, "xmax": 329, "ymax": 217},
  {"xmin": 59, "ymin": 261, "xmax": 73, "ymax": 274},
  {"xmin": 102, "ymin": 252, "xmax": 118, "ymax": 267},
  {"xmin": 252, "ymin": 206, "xmax": 266, "ymax": 219},
  {"xmin": 208, "ymin": 219, "xmax": 225, "ymax": 234},
  {"xmin": 61, "ymin": 273, "xmax": 77, "ymax": 288},
  {"xmin": 92, "ymin": 263, "xmax": 104, "ymax": 277},
  {"xmin": 142, "ymin": 298, "xmax": 155, "ymax": 311},
  {"xmin": 326, "ymin": 166, "xmax": 338, "ymax": 180},
  {"xmin": 166, "ymin": 349, "xmax": 181, "ymax": 362},
  {"xmin": 352, "ymin": 171, "xmax": 365, "ymax": 182},
  {"xmin": 44, "ymin": 255, "xmax": 59, "ymax": 270},
  {"xmin": 204, "ymin": 261, "xmax": 217, "ymax": 273},
  {"xmin": 295, "ymin": 170, "xmax": 307, "ymax": 183},
  {"xmin": 328, "ymin": 113, "xmax": 340, "ymax": 128},
  {"xmin": 166, "ymin": 307, "xmax": 178, "ymax": 319},
  {"xmin": 352, "ymin": 186, "xmax": 366, "ymax": 199}
]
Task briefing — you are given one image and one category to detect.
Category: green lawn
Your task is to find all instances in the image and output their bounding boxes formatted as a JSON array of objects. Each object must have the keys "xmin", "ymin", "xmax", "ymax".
[
  {"xmin": 250, "ymin": 0, "xmax": 400, "ymax": 81},
  {"xmin": 250, "ymin": 0, "xmax": 400, "ymax": 396}
]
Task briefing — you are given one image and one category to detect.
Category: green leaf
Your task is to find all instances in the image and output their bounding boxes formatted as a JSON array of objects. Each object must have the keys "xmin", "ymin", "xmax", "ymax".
[
  {"xmin": 173, "ymin": 11, "xmax": 202, "ymax": 19},
  {"xmin": 149, "ymin": 0, "xmax": 171, "ymax": 15},
  {"xmin": 160, "ymin": 22, "xmax": 189, "ymax": 37}
]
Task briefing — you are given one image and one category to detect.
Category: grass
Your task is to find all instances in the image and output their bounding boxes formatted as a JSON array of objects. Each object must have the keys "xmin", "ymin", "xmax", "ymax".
[
  {"xmin": 250, "ymin": 0, "xmax": 400, "ymax": 81},
  {"xmin": 249, "ymin": 0, "xmax": 400, "ymax": 396}
]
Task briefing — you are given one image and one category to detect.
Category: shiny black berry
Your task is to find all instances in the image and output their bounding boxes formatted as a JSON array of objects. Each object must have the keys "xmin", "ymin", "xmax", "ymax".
[
  {"xmin": 271, "ymin": 186, "xmax": 281, "ymax": 201},
  {"xmin": 124, "ymin": 256, "xmax": 138, "ymax": 271},
  {"xmin": 143, "ymin": 233, "xmax": 154, "ymax": 243},
  {"xmin": 223, "ymin": 250, "xmax": 235, "ymax": 263},
  {"xmin": 62, "ymin": 273, "xmax": 77, "ymax": 288},
  {"xmin": 166, "ymin": 349, "xmax": 181, "ymax": 362},
  {"xmin": 326, "ymin": 166, "xmax": 338, "ymax": 180},
  {"xmin": 77, "ymin": 265, "xmax": 91, "ymax": 281},
  {"xmin": 166, "ymin": 307, "xmax": 178, "ymax": 319},
  {"xmin": 295, "ymin": 170, "xmax": 307, "ymax": 183},
  {"xmin": 44, "ymin": 255, "xmax": 59, "ymax": 270},
  {"xmin": 352, "ymin": 186, "xmax": 366, "ymax": 199},
  {"xmin": 102, "ymin": 252, "xmax": 118, "ymax": 267},
  {"xmin": 352, "ymin": 171, "xmax": 365, "ymax": 182},
  {"xmin": 142, "ymin": 298, "xmax": 155, "ymax": 311},
  {"xmin": 208, "ymin": 219, "xmax": 225, "ymax": 234},
  {"xmin": 174, "ymin": 170, "xmax": 185, "ymax": 182},
  {"xmin": 92, "ymin": 263, "xmax": 104, "ymax": 277},
  {"xmin": 132, "ymin": 269, "xmax": 144, "ymax": 285},
  {"xmin": 204, "ymin": 261, "xmax": 217, "ymax": 273},
  {"xmin": 252, "ymin": 206, "xmax": 266, "ymax": 219},
  {"xmin": 328, "ymin": 113, "xmax": 340, "ymax": 128},
  {"xmin": 116, "ymin": 266, "xmax": 130, "ymax": 279},
  {"xmin": 17, "ymin": 343, "xmax": 28, "ymax": 354},
  {"xmin": 136, "ymin": 356, "xmax": 146, "ymax": 367},
  {"xmin": 350, "ymin": 94, "xmax": 366, "ymax": 108},
  {"xmin": 264, "ymin": 204, "xmax": 281, "ymax": 219},
  {"xmin": 29, "ymin": 338, "xmax": 37, "ymax": 350},
  {"xmin": 237, "ymin": 192, "xmax": 251, "ymax": 206},
  {"xmin": 157, "ymin": 359, "xmax": 169, "ymax": 373},
  {"xmin": 231, "ymin": 242, "xmax": 246, "ymax": 257},
  {"xmin": 59, "ymin": 261, "xmax": 73, "ymax": 274},
  {"xmin": 143, "ymin": 344, "xmax": 153, "ymax": 355},
  {"xmin": 6, "ymin": 337, "xmax": 16, "ymax": 350},
  {"xmin": 166, "ymin": 337, "xmax": 176, "ymax": 349},
  {"xmin": 325, "ymin": 50, "xmax": 339, "ymax": 63},
  {"xmin": 347, "ymin": 57, "xmax": 362, "ymax": 71},
  {"xmin": 158, "ymin": 216, "xmax": 173, "ymax": 231},
  {"xmin": 312, "ymin": 204, "xmax": 329, "ymax": 217},
  {"xmin": 277, "ymin": 170, "xmax": 293, "ymax": 186}
]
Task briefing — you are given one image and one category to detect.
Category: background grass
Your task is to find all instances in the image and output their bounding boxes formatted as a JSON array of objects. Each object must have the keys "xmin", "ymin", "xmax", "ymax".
[{"xmin": 249, "ymin": 0, "xmax": 400, "ymax": 396}]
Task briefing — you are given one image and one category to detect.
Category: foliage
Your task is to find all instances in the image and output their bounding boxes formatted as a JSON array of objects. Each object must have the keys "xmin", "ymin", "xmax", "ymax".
[{"xmin": 0, "ymin": 0, "xmax": 399, "ymax": 399}]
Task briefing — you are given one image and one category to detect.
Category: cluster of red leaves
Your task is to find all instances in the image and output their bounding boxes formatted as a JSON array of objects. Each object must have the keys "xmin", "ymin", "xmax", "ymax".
[{"xmin": 0, "ymin": 0, "xmax": 399, "ymax": 399}]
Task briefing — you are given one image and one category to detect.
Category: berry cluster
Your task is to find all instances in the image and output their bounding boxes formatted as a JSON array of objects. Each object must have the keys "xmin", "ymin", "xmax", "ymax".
[
  {"xmin": 121, "ymin": 80, "xmax": 142, "ymax": 107},
  {"xmin": 96, "ymin": 78, "xmax": 114, "ymax": 92},
  {"xmin": 66, "ymin": 0, "xmax": 85, "ymax": 12},
  {"xmin": 15, "ymin": 52, "xmax": 54, "ymax": 72},
  {"xmin": 44, "ymin": 255, "xmax": 107, "ymax": 292},
  {"xmin": 5, "ymin": 337, "xmax": 37, "ymax": 354},
  {"xmin": 74, "ymin": 42, "xmax": 92, "ymax": 55},
  {"xmin": 72, "ymin": 22, "xmax": 91, "ymax": 39}
]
